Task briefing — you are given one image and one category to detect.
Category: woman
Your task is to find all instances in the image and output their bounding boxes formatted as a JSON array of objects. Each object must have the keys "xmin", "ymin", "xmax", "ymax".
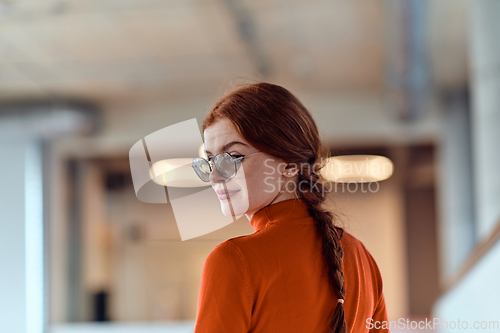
[{"xmin": 192, "ymin": 82, "xmax": 389, "ymax": 332}]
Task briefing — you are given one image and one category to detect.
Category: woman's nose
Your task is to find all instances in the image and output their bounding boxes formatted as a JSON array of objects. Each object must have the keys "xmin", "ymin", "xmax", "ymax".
[{"xmin": 209, "ymin": 166, "xmax": 227, "ymax": 184}]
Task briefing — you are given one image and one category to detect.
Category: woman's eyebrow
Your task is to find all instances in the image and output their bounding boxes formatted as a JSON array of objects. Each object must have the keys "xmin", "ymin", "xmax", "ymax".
[{"xmin": 205, "ymin": 141, "xmax": 249, "ymax": 155}]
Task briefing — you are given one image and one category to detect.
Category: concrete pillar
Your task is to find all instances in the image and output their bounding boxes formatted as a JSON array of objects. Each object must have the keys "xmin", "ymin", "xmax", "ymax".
[
  {"xmin": 0, "ymin": 136, "xmax": 33, "ymax": 333},
  {"xmin": 437, "ymin": 92, "xmax": 476, "ymax": 279},
  {"xmin": 0, "ymin": 103, "xmax": 97, "ymax": 333},
  {"xmin": 469, "ymin": 0, "xmax": 500, "ymax": 240}
]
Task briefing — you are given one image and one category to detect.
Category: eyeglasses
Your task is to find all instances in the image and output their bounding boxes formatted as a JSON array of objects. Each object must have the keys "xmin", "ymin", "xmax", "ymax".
[{"xmin": 192, "ymin": 151, "xmax": 261, "ymax": 182}]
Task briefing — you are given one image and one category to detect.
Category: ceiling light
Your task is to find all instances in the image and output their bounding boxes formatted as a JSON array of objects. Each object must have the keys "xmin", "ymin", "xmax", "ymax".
[
  {"xmin": 320, "ymin": 155, "xmax": 394, "ymax": 183},
  {"xmin": 149, "ymin": 158, "xmax": 209, "ymax": 188}
]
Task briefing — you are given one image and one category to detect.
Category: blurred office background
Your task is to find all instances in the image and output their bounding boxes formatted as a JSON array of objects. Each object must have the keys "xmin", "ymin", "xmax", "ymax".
[{"xmin": 1, "ymin": 0, "xmax": 499, "ymax": 332}]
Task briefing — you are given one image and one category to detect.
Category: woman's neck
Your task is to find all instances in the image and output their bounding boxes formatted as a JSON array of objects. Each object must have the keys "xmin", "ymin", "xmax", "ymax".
[{"xmin": 245, "ymin": 191, "xmax": 298, "ymax": 221}]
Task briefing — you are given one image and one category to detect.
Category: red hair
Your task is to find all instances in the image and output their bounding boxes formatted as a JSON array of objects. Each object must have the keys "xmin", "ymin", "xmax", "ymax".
[{"xmin": 203, "ymin": 82, "xmax": 347, "ymax": 333}]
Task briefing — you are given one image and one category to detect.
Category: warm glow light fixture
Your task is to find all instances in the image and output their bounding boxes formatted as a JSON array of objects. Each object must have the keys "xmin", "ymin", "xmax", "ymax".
[
  {"xmin": 149, "ymin": 158, "xmax": 209, "ymax": 188},
  {"xmin": 149, "ymin": 144, "xmax": 207, "ymax": 188},
  {"xmin": 320, "ymin": 155, "xmax": 394, "ymax": 183}
]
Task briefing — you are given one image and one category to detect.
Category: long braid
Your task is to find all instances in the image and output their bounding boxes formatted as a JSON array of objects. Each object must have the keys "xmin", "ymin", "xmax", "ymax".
[
  {"xmin": 297, "ymin": 157, "xmax": 347, "ymax": 333},
  {"xmin": 203, "ymin": 82, "xmax": 348, "ymax": 332}
]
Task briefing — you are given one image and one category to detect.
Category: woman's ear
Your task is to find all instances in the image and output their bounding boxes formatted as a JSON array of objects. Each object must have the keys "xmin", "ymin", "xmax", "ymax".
[{"xmin": 283, "ymin": 163, "xmax": 300, "ymax": 177}]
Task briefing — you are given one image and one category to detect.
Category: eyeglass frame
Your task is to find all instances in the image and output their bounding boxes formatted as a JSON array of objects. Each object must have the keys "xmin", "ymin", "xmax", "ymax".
[{"xmin": 191, "ymin": 151, "xmax": 262, "ymax": 182}]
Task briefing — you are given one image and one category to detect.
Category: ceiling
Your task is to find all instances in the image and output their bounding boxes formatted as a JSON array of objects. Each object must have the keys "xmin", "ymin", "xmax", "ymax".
[{"xmin": 0, "ymin": 0, "xmax": 468, "ymax": 107}]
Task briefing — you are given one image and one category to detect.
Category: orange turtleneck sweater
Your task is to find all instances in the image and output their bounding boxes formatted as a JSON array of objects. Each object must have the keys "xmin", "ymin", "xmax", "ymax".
[{"xmin": 194, "ymin": 199, "xmax": 389, "ymax": 332}]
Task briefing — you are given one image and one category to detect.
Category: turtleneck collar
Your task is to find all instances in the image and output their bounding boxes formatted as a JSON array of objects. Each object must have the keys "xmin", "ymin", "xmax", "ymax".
[{"xmin": 249, "ymin": 198, "xmax": 312, "ymax": 232}]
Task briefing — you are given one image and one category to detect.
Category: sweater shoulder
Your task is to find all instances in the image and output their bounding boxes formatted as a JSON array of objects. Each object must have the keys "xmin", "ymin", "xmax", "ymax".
[
  {"xmin": 341, "ymin": 230, "xmax": 373, "ymax": 258},
  {"xmin": 341, "ymin": 230, "xmax": 385, "ymax": 293},
  {"xmin": 341, "ymin": 231, "xmax": 380, "ymax": 266}
]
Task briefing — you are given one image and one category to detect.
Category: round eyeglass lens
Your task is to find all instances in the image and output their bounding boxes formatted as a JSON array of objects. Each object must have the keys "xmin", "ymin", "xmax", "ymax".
[
  {"xmin": 215, "ymin": 153, "xmax": 237, "ymax": 179},
  {"xmin": 193, "ymin": 158, "xmax": 211, "ymax": 182}
]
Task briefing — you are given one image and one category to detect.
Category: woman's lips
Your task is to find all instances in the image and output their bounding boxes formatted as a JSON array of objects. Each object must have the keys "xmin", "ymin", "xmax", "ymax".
[{"xmin": 216, "ymin": 189, "xmax": 240, "ymax": 200}]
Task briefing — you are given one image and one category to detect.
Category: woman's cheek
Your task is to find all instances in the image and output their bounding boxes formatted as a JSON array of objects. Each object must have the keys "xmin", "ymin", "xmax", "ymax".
[{"xmin": 224, "ymin": 167, "xmax": 251, "ymax": 217}]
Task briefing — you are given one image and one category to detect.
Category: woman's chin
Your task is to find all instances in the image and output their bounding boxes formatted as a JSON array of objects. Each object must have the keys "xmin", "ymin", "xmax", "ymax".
[{"xmin": 219, "ymin": 191, "xmax": 249, "ymax": 217}]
